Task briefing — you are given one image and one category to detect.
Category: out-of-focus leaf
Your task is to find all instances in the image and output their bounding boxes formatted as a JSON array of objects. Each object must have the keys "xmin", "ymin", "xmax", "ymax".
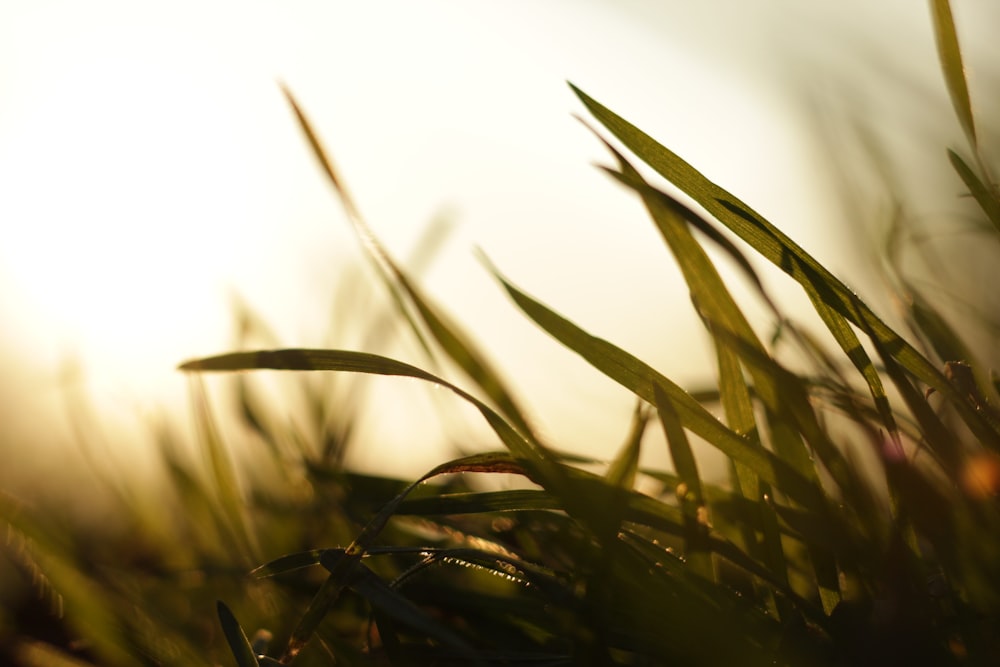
[
  {"xmin": 931, "ymin": 0, "xmax": 977, "ymax": 148},
  {"xmin": 13, "ymin": 641, "xmax": 98, "ymax": 667},
  {"xmin": 906, "ymin": 282, "xmax": 975, "ymax": 368},
  {"xmin": 869, "ymin": 329, "xmax": 963, "ymax": 475},
  {"xmin": 188, "ymin": 377, "xmax": 260, "ymax": 566},
  {"xmin": 0, "ymin": 495, "xmax": 135, "ymax": 667},
  {"xmin": 216, "ymin": 601, "xmax": 260, "ymax": 667}
]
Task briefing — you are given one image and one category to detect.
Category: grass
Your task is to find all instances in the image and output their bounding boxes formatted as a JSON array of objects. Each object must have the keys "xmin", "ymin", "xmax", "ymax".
[{"xmin": 3, "ymin": 1, "xmax": 1000, "ymax": 664}]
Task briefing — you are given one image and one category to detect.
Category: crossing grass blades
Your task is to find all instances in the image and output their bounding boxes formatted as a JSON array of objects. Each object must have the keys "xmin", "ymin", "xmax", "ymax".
[
  {"xmin": 2, "ymin": 1, "xmax": 999, "ymax": 664},
  {"xmin": 177, "ymin": 3, "xmax": 1000, "ymax": 663}
]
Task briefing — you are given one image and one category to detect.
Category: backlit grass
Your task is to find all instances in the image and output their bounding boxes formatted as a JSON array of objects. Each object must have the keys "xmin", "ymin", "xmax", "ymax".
[{"xmin": 2, "ymin": 2, "xmax": 999, "ymax": 664}]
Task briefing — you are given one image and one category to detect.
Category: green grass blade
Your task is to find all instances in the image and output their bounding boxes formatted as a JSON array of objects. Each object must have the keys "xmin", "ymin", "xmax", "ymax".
[
  {"xmin": 912, "ymin": 289, "xmax": 973, "ymax": 366},
  {"xmin": 0, "ymin": 495, "xmax": 133, "ymax": 667},
  {"xmin": 281, "ymin": 84, "xmax": 534, "ymax": 438},
  {"xmin": 181, "ymin": 349, "xmax": 558, "ymax": 659},
  {"xmin": 601, "ymin": 114, "xmax": 897, "ymax": 453},
  {"xmin": 398, "ymin": 275, "xmax": 537, "ymax": 438},
  {"xmin": 279, "ymin": 83, "xmax": 436, "ymax": 362},
  {"xmin": 867, "ymin": 326, "xmax": 964, "ymax": 475},
  {"xmin": 653, "ymin": 384, "xmax": 713, "ymax": 580},
  {"xmin": 601, "ymin": 151, "xmax": 825, "ymax": 486},
  {"xmin": 187, "ymin": 377, "xmax": 260, "ymax": 566},
  {"xmin": 488, "ymin": 272, "xmax": 829, "ymax": 513},
  {"xmin": 181, "ymin": 349, "xmax": 548, "ymax": 469},
  {"xmin": 571, "ymin": 83, "xmax": 1000, "ymax": 448},
  {"xmin": 216, "ymin": 601, "xmax": 260, "ymax": 667},
  {"xmin": 930, "ymin": 0, "xmax": 977, "ymax": 148},
  {"xmin": 251, "ymin": 550, "xmax": 326, "ymax": 578},
  {"xmin": 948, "ymin": 149, "xmax": 1000, "ymax": 235},
  {"xmin": 396, "ymin": 489, "xmax": 561, "ymax": 515},
  {"xmin": 605, "ymin": 401, "xmax": 648, "ymax": 489},
  {"xmin": 713, "ymin": 340, "xmax": 790, "ymax": 618},
  {"xmin": 328, "ymin": 560, "xmax": 482, "ymax": 662},
  {"xmin": 601, "ymin": 152, "xmax": 858, "ymax": 516},
  {"xmin": 653, "ymin": 385, "xmax": 702, "ymax": 508},
  {"xmin": 808, "ymin": 292, "xmax": 901, "ymax": 438}
]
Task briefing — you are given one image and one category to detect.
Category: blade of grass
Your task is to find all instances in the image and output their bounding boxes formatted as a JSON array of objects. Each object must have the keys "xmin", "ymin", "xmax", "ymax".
[
  {"xmin": 605, "ymin": 401, "xmax": 648, "ymax": 489},
  {"xmin": 485, "ymin": 273, "xmax": 829, "ymax": 513},
  {"xmin": 216, "ymin": 601, "xmax": 261, "ymax": 667},
  {"xmin": 182, "ymin": 347, "xmax": 556, "ymax": 661},
  {"xmin": 600, "ymin": 120, "xmax": 903, "ymax": 464},
  {"xmin": 570, "ymin": 83, "xmax": 1000, "ymax": 449},
  {"xmin": 0, "ymin": 495, "xmax": 133, "ymax": 667},
  {"xmin": 328, "ymin": 560, "xmax": 483, "ymax": 664},
  {"xmin": 279, "ymin": 83, "xmax": 436, "ymax": 363},
  {"xmin": 713, "ymin": 326, "xmax": 790, "ymax": 607},
  {"xmin": 280, "ymin": 84, "xmax": 535, "ymax": 439},
  {"xmin": 397, "ymin": 488, "xmax": 561, "ymax": 516},
  {"xmin": 188, "ymin": 376, "xmax": 260, "ymax": 566},
  {"xmin": 653, "ymin": 384, "xmax": 713, "ymax": 581},
  {"xmin": 930, "ymin": 0, "xmax": 977, "ymax": 149},
  {"xmin": 600, "ymin": 146, "xmax": 827, "ymax": 485},
  {"xmin": 947, "ymin": 149, "xmax": 1000, "ymax": 236},
  {"xmin": 180, "ymin": 350, "xmax": 549, "ymax": 472}
]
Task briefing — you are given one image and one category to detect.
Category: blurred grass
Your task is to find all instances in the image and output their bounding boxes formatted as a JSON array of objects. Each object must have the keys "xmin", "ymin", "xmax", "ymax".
[{"xmin": 3, "ymin": 1, "xmax": 1000, "ymax": 664}]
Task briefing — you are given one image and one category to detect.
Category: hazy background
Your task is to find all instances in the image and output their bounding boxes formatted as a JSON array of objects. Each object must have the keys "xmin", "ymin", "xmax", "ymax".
[{"xmin": 1, "ymin": 1, "xmax": 998, "ymax": 498}]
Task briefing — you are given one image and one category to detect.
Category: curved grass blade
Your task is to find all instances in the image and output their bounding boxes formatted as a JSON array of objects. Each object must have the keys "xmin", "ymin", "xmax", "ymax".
[
  {"xmin": 570, "ymin": 83, "xmax": 1000, "ymax": 448},
  {"xmin": 391, "ymin": 463, "xmax": 795, "ymax": 601},
  {"xmin": 216, "ymin": 601, "xmax": 260, "ymax": 667},
  {"xmin": 182, "ymin": 348, "xmax": 556, "ymax": 660},
  {"xmin": 180, "ymin": 350, "xmax": 548, "ymax": 467},
  {"xmin": 597, "ymin": 138, "xmax": 869, "ymax": 571},
  {"xmin": 387, "ymin": 547, "xmax": 572, "ymax": 604},
  {"xmin": 948, "ymin": 149, "xmax": 1000, "ymax": 235},
  {"xmin": 712, "ymin": 322, "xmax": 789, "ymax": 604},
  {"xmin": 279, "ymin": 83, "xmax": 435, "ymax": 362},
  {"xmin": 599, "ymin": 144, "xmax": 824, "ymax": 485},
  {"xmin": 486, "ymin": 272, "xmax": 829, "ymax": 513},
  {"xmin": 605, "ymin": 400, "xmax": 648, "ymax": 489},
  {"xmin": 930, "ymin": 0, "xmax": 977, "ymax": 149},
  {"xmin": 251, "ymin": 550, "xmax": 326, "ymax": 579},
  {"xmin": 188, "ymin": 377, "xmax": 260, "ymax": 566},
  {"xmin": 396, "ymin": 488, "xmax": 561, "ymax": 515},
  {"xmin": 281, "ymin": 84, "xmax": 535, "ymax": 439},
  {"xmin": 907, "ymin": 281, "xmax": 975, "ymax": 366},
  {"xmin": 653, "ymin": 384, "xmax": 712, "ymax": 580},
  {"xmin": 326, "ymin": 560, "xmax": 483, "ymax": 664},
  {"xmin": 599, "ymin": 115, "xmax": 902, "ymax": 465}
]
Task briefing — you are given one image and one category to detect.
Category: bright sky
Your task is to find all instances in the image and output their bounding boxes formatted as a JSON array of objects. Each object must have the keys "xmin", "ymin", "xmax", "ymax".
[{"xmin": 1, "ymin": 1, "xmax": 996, "ymax": 490}]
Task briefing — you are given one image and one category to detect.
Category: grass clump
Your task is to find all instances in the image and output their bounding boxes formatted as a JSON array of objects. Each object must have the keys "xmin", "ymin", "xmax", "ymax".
[{"xmin": 3, "ymin": 1, "xmax": 1000, "ymax": 664}]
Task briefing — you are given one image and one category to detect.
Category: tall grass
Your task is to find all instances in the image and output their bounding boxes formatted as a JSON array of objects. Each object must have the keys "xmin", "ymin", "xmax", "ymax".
[{"xmin": 3, "ymin": 1, "xmax": 999, "ymax": 664}]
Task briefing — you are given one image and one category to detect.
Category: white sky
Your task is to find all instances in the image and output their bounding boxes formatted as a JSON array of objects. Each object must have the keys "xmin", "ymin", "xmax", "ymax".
[{"xmin": 0, "ymin": 1, "xmax": 997, "ymax": 488}]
